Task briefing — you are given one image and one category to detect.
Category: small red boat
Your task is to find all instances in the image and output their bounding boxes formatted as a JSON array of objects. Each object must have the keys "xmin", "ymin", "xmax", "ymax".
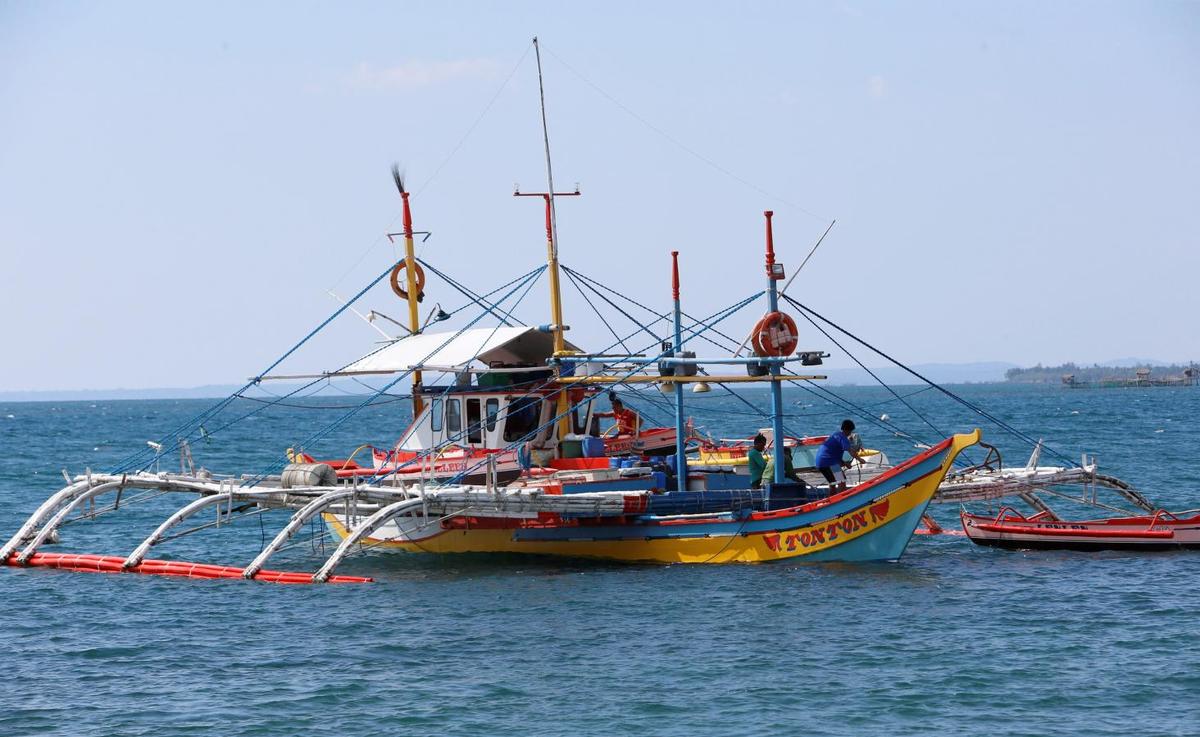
[{"xmin": 961, "ymin": 507, "xmax": 1200, "ymax": 551}]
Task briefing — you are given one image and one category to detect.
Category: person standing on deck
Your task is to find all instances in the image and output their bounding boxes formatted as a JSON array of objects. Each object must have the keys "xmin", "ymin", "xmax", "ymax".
[
  {"xmin": 763, "ymin": 445, "xmax": 802, "ymax": 485},
  {"xmin": 815, "ymin": 419, "xmax": 864, "ymax": 493},
  {"xmin": 597, "ymin": 393, "xmax": 640, "ymax": 437},
  {"xmin": 747, "ymin": 433, "xmax": 768, "ymax": 489}
]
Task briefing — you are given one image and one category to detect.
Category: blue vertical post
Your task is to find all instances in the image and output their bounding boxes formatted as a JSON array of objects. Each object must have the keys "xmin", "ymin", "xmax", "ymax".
[
  {"xmin": 764, "ymin": 212, "xmax": 786, "ymax": 486},
  {"xmin": 671, "ymin": 251, "xmax": 687, "ymax": 493}
]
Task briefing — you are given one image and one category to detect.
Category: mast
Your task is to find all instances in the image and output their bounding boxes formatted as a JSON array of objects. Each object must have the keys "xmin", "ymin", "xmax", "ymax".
[
  {"xmin": 392, "ymin": 166, "xmax": 424, "ymax": 417},
  {"xmin": 532, "ymin": 37, "xmax": 567, "ymax": 356},
  {"xmin": 764, "ymin": 211, "xmax": 786, "ymax": 484},
  {"xmin": 528, "ymin": 36, "xmax": 575, "ymax": 443},
  {"xmin": 671, "ymin": 251, "xmax": 687, "ymax": 493}
]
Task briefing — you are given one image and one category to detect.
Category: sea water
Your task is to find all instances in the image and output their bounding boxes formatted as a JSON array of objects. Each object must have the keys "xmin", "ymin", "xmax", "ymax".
[{"xmin": 1, "ymin": 384, "xmax": 1198, "ymax": 736}]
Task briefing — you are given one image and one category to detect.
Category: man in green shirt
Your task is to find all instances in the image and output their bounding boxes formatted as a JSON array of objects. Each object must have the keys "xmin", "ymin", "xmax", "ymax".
[
  {"xmin": 763, "ymin": 445, "xmax": 802, "ymax": 486},
  {"xmin": 748, "ymin": 433, "xmax": 767, "ymax": 489}
]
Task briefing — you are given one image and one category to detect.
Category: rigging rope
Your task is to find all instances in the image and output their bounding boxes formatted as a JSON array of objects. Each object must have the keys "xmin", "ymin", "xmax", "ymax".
[
  {"xmin": 540, "ymin": 44, "xmax": 829, "ymax": 223},
  {"xmin": 247, "ymin": 267, "xmax": 546, "ymax": 486},
  {"xmin": 782, "ymin": 294, "xmax": 1078, "ymax": 467},
  {"xmin": 431, "ymin": 288, "xmax": 773, "ymax": 486},
  {"xmin": 790, "ymin": 299, "xmax": 953, "ymax": 444},
  {"xmin": 111, "ymin": 255, "xmax": 409, "ymax": 474},
  {"xmin": 562, "ymin": 267, "xmax": 633, "ymax": 353},
  {"xmin": 420, "ymin": 258, "xmax": 532, "ymax": 327}
]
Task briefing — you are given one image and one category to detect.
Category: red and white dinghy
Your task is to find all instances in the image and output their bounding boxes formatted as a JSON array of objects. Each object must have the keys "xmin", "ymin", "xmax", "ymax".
[{"xmin": 961, "ymin": 507, "xmax": 1200, "ymax": 551}]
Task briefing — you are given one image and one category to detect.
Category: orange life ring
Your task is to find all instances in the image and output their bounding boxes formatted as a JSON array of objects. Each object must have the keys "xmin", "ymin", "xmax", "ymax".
[
  {"xmin": 751, "ymin": 311, "xmax": 799, "ymax": 357},
  {"xmin": 390, "ymin": 261, "xmax": 426, "ymax": 302}
]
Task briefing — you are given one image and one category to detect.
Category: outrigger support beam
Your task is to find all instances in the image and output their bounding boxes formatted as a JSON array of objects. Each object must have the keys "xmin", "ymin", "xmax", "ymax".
[
  {"xmin": 13, "ymin": 480, "xmax": 130, "ymax": 563},
  {"xmin": 123, "ymin": 487, "xmax": 294, "ymax": 569},
  {"xmin": 242, "ymin": 488, "xmax": 358, "ymax": 579},
  {"xmin": 312, "ymin": 498, "xmax": 426, "ymax": 583},
  {"xmin": 124, "ymin": 493, "xmax": 235, "ymax": 569},
  {"xmin": 1, "ymin": 477, "xmax": 95, "ymax": 562}
]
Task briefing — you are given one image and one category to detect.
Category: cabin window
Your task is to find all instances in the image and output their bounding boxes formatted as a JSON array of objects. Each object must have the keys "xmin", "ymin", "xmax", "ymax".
[
  {"xmin": 504, "ymin": 395, "xmax": 541, "ymax": 442},
  {"xmin": 485, "ymin": 398, "xmax": 499, "ymax": 432},
  {"xmin": 446, "ymin": 398, "xmax": 461, "ymax": 434},
  {"xmin": 430, "ymin": 398, "xmax": 444, "ymax": 432},
  {"xmin": 467, "ymin": 398, "xmax": 482, "ymax": 444}
]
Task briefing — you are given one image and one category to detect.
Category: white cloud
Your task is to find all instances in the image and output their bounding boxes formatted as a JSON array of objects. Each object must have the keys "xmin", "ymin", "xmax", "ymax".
[
  {"xmin": 868, "ymin": 75, "xmax": 887, "ymax": 99},
  {"xmin": 346, "ymin": 59, "xmax": 501, "ymax": 90}
]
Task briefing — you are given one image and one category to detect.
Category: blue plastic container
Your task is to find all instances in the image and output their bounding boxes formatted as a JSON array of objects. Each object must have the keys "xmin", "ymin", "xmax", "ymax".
[{"xmin": 582, "ymin": 437, "xmax": 606, "ymax": 458}]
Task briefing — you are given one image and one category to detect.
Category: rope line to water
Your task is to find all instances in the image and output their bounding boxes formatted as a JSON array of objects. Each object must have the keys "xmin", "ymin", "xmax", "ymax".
[{"xmin": 783, "ymin": 294, "xmax": 1078, "ymax": 467}]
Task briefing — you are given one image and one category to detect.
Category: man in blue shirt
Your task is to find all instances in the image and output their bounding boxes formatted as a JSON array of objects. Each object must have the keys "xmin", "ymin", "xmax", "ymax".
[{"xmin": 814, "ymin": 419, "xmax": 864, "ymax": 493}]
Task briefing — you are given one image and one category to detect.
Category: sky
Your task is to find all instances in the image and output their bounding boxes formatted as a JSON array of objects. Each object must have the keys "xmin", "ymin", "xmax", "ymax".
[{"xmin": 1, "ymin": 1, "xmax": 1197, "ymax": 392}]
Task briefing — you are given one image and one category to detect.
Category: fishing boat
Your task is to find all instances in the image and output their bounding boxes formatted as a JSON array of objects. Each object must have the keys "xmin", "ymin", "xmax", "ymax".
[
  {"xmin": 1, "ymin": 39, "xmax": 981, "ymax": 584},
  {"xmin": 961, "ymin": 508, "xmax": 1200, "ymax": 551}
]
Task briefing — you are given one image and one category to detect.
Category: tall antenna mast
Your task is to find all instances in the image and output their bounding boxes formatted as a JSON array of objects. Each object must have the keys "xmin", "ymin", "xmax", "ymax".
[{"xmin": 532, "ymin": 36, "xmax": 567, "ymax": 356}]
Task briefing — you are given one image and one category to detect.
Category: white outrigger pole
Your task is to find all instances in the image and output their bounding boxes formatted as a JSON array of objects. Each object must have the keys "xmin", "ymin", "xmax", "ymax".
[{"xmin": 0, "ymin": 469, "xmax": 662, "ymax": 583}]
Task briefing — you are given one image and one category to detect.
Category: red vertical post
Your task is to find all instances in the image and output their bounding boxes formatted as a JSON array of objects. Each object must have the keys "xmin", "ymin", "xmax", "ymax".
[
  {"xmin": 671, "ymin": 250, "xmax": 680, "ymax": 301},
  {"xmin": 764, "ymin": 210, "xmax": 775, "ymax": 273},
  {"xmin": 401, "ymin": 192, "xmax": 413, "ymax": 237}
]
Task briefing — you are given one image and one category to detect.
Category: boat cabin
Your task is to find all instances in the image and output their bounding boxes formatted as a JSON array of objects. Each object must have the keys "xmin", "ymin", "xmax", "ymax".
[
  {"xmin": 340, "ymin": 325, "xmax": 600, "ymax": 452},
  {"xmin": 397, "ymin": 380, "xmax": 599, "ymax": 451}
]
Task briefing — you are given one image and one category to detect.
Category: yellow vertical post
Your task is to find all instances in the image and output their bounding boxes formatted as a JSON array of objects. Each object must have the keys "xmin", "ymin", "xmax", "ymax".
[
  {"xmin": 543, "ymin": 196, "xmax": 571, "ymax": 440},
  {"xmin": 516, "ymin": 190, "xmax": 580, "ymax": 442},
  {"xmin": 393, "ymin": 171, "xmax": 424, "ymax": 417}
]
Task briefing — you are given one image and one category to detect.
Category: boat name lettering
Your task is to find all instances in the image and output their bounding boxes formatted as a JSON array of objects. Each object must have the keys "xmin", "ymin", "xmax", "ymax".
[{"xmin": 767, "ymin": 500, "xmax": 892, "ymax": 553}]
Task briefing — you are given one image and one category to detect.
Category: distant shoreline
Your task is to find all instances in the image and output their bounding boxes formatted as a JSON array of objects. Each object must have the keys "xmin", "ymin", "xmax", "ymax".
[
  {"xmin": 6, "ymin": 359, "xmax": 1196, "ymax": 402},
  {"xmin": 1006, "ymin": 361, "xmax": 1197, "ymax": 385}
]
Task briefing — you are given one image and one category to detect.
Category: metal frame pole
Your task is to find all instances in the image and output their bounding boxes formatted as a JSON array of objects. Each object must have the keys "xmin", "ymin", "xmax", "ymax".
[
  {"xmin": 671, "ymin": 251, "xmax": 687, "ymax": 493},
  {"xmin": 765, "ymin": 211, "xmax": 786, "ymax": 485}
]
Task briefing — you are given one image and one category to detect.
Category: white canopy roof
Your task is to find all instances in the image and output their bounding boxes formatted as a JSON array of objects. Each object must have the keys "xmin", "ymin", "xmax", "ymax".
[{"xmin": 341, "ymin": 326, "xmax": 578, "ymax": 374}]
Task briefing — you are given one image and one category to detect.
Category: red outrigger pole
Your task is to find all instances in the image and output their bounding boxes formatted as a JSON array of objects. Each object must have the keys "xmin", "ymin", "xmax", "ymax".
[{"xmin": 5, "ymin": 551, "xmax": 372, "ymax": 584}]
